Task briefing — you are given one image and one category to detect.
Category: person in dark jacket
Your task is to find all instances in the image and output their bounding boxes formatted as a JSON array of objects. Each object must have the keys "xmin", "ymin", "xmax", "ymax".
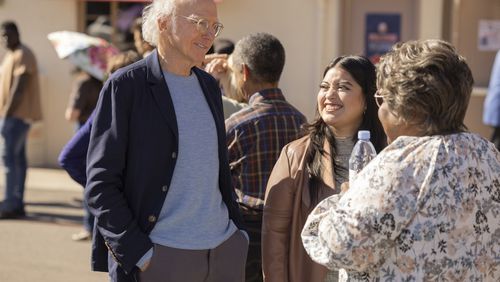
[
  {"xmin": 58, "ymin": 51, "xmax": 141, "ymax": 241},
  {"xmin": 85, "ymin": 0, "xmax": 248, "ymax": 281}
]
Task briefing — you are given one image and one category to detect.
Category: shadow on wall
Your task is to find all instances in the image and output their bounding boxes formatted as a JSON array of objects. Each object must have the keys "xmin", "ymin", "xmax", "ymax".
[{"xmin": 465, "ymin": 88, "xmax": 493, "ymax": 139}]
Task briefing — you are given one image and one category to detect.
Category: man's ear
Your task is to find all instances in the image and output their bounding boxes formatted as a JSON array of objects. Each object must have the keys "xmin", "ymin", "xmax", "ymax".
[
  {"xmin": 157, "ymin": 16, "xmax": 170, "ymax": 32},
  {"xmin": 241, "ymin": 63, "xmax": 250, "ymax": 82}
]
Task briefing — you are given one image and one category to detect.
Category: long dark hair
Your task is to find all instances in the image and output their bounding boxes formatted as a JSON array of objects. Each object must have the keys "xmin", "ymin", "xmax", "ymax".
[{"xmin": 304, "ymin": 55, "xmax": 386, "ymax": 205}]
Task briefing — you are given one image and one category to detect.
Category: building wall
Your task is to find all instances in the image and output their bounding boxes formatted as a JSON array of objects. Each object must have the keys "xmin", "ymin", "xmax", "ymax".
[
  {"xmin": 217, "ymin": 0, "xmax": 332, "ymax": 119},
  {"xmin": 449, "ymin": 0, "xmax": 500, "ymax": 138},
  {"xmin": 0, "ymin": 0, "xmax": 78, "ymax": 167},
  {"xmin": 451, "ymin": 0, "xmax": 500, "ymax": 87},
  {"xmin": 466, "ymin": 88, "xmax": 493, "ymax": 139},
  {"xmin": 0, "ymin": 0, "xmax": 495, "ymax": 168}
]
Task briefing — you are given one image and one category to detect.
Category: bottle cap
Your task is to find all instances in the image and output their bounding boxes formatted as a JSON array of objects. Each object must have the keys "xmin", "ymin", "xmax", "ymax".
[{"xmin": 358, "ymin": 130, "xmax": 370, "ymax": 140}]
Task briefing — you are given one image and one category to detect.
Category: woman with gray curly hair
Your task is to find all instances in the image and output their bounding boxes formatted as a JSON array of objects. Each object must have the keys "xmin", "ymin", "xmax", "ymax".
[{"xmin": 302, "ymin": 39, "xmax": 500, "ymax": 281}]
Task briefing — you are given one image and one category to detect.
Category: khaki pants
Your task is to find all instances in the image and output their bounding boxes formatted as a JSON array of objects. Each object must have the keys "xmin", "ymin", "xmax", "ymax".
[{"xmin": 139, "ymin": 230, "xmax": 248, "ymax": 282}]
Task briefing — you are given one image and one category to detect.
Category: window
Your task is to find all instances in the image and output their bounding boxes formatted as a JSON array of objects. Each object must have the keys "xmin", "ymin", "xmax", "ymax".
[{"xmin": 79, "ymin": 1, "xmax": 147, "ymax": 51}]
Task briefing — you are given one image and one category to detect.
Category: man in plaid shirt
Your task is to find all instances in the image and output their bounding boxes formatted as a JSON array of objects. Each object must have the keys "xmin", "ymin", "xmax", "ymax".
[{"xmin": 210, "ymin": 32, "xmax": 306, "ymax": 281}]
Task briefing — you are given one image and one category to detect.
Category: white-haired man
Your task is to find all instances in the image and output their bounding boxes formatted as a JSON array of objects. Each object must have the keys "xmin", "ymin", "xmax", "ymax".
[{"xmin": 85, "ymin": 0, "xmax": 248, "ymax": 281}]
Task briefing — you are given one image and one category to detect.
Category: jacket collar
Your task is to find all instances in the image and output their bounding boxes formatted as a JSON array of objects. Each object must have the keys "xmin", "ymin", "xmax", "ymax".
[
  {"xmin": 248, "ymin": 88, "xmax": 286, "ymax": 105},
  {"xmin": 146, "ymin": 49, "xmax": 164, "ymax": 85},
  {"xmin": 145, "ymin": 49, "xmax": 178, "ymax": 138},
  {"xmin": 144, "ymin": 50, "xmax": 221, "ymax": 142}
]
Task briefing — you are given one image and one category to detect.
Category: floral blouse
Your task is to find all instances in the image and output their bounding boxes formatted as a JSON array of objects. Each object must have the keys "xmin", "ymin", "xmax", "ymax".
[{"xmin": 302, "ymin": 133, "xmax": 500, "ymax": 281}]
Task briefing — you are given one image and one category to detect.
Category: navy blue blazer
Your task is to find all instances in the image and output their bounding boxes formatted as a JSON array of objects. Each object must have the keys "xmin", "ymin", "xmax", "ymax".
[{"xmin": 85, "ymin": 50, "xmax": 244, "ymax": 281}]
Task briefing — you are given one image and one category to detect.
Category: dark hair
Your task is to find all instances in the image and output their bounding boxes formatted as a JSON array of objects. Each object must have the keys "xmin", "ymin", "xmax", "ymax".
[
  {"xmin": 131, "ymin": 17, "xmax": 142, "ymax": 34},
  {"xmin": 231, "ymin": 32, "xmax": 285, "ymax": 84},
  {"xmin": 106, "ymin": 50, "xmax": 141, "ymax": 74},
  {"xmin": 212, "ymin": 38, "xmax": 234, "ymax": 55},
  {"xmin": 305, "ymin": 55, "xmax": 386, "ymax": 204},
  {"xmin": 1, "ymin": 21, "xmax": 19, "ymax": 35}
]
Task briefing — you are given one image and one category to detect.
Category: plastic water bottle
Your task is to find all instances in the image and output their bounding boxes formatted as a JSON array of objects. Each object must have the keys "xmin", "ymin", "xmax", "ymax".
[{"xmin": 349, "ymin": 130, "xmax": 377, "ymax": 180}]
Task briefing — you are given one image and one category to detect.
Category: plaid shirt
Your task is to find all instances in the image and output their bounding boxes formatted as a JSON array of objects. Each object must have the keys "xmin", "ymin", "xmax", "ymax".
[{"xmin": 225, "ymin": 88, "xmax": 306, "ymax": 209}]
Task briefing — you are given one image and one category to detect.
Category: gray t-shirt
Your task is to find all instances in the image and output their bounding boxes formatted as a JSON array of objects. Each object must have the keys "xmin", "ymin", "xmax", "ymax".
[
  {"xmin": 148, "ymin": 71, "xmax": 237, "ymax": 249},
  {"xmin": 325, "ymin": 137, "xmax": 353, "ymax": 282},
  {"xmin": 334, "ymin": 137, "xmax": 355, "ymax": 189}
]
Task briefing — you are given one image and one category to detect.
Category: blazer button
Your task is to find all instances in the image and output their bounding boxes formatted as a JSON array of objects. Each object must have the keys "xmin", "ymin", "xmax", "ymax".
[
  {"xmin": 161, "ymin": 185, "xmax": 168, "ymax": 192},
  {"xmin": 171, "ymin": 152, "xmax": 177, "ymax": 159},
  {"xmin": 148, "ymin": 215, "xmax": 156, "ymax": 223}
]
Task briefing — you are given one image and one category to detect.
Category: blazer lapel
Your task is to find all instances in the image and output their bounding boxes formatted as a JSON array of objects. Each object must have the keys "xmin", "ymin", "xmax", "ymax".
[{"xmin": 146, "ymin": 50, "xmax": 178, "ymax": 138}]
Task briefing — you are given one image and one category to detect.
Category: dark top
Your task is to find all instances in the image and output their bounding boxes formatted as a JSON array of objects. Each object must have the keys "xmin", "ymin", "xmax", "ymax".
[
  {"xmin": 68, "ymin": 73, "xmax": 101, "ymax": 124},
  {"xmin": 58, "ymin": 111, "xmax": 94, "ymax": 187},
  {"xmin": 85, "ymin": 50, "xmax": 244, "ymax": 281}
]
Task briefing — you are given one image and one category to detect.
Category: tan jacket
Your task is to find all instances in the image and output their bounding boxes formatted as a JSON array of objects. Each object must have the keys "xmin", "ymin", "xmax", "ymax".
[
  {"xmin": 0, "ymin": 44, "xmax": 42, "ymax": 121},
  {"xmin": 263, "ymin": 135, "xmax": 339, "ymax": 282}
]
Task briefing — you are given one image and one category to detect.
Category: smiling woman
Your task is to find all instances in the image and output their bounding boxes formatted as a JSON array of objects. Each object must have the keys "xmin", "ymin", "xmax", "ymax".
[
  {"xmin": 301, "ymin": 39, "xmax": 500, "ymax": 282},
  {"xmin": 314, "ymin": 55, "xmax": 386, "ymax": 153},
  {"xmin": 318, "ymin": 64, "xmax": 366, "ymax": 138},
  {"xmin": 262, "ymin": 55, "xmax": 386, "ymax": 282}
]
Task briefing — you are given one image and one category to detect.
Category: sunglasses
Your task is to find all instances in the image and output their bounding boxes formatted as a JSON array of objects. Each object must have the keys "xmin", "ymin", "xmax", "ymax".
[{"xmin": 374, "ymin": 92, "xmax": 384, "ymax": 107}]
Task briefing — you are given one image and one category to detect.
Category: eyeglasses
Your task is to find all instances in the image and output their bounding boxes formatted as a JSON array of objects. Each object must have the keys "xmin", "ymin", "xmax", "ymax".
[
  {"xmin": 178, "ymin": 15, "xmax": 224, "ymax": 37},
  {"xmin": 374, "ymin": 92, "xmax": 384, "ymax": 107}
]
